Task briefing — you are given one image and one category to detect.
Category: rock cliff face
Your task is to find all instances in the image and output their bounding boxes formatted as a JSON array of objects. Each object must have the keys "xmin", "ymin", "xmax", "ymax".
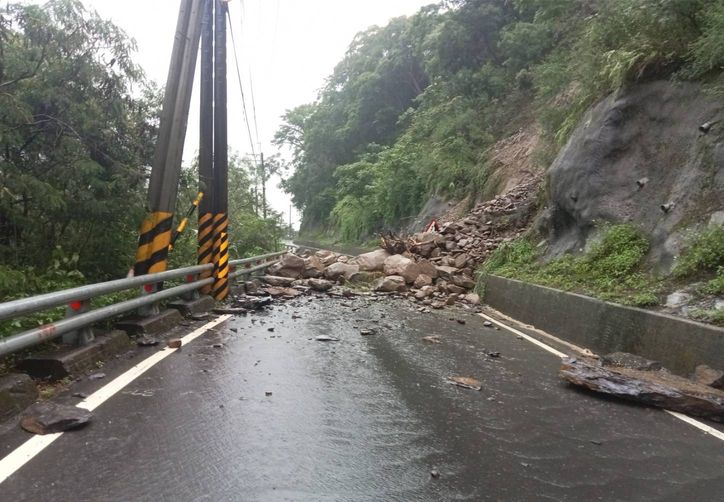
[{"xmin": 540, "ymin": 81, "xmax": 724, "ymax": 273}]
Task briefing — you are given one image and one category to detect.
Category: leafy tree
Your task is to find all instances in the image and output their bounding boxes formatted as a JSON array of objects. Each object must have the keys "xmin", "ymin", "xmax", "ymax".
[{"xmin": 0, "ymin": 0, "xmax": 158, "ymax": 279}]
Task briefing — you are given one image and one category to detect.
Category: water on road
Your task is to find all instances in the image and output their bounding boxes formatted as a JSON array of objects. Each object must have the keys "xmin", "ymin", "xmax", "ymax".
[{"xmin": 2, "ymin": 294, "xmax": 724, "ymax": 501}]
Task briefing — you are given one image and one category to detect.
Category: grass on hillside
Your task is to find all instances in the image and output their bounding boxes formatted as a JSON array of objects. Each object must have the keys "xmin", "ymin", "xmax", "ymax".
[
  {"xmin": 479, "ymin": 224, "xmax": 661, "ymax": 307},
  {"xmin": 478, "ymin": 224, "xmax": 724, "ymax": 324}
]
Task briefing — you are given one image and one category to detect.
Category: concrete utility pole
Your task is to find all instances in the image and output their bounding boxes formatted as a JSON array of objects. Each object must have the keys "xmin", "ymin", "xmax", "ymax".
[
  {"xmin": 197, "ymin": 0, "xmax": 215, "ymax": 294},
  {"xmin": 134, "ymin": 0, "xmax": 204, "ymax": 276},
  {"xmin": 260, "ymin": 152, "xmax": 267, "ymax": 219},
  {"xmin": 211, "ymin": 0, "xmax": 230, "ymax": 301}
]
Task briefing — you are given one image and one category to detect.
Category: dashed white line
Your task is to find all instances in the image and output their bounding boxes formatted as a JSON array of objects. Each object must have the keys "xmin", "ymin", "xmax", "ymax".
[
  {"xmin": 477, "ymin": 312, "xmax": 724, "ymax": 443},
  {"xmin": 0, "ymin": 314, "xmax": 232, "ymax": 485}
]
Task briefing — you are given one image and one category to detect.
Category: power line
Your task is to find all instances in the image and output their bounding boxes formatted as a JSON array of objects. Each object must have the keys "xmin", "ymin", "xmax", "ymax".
[
  {"xmin": 226, "ymin": 5, "xmax": 257, "ymax": 166},
  {"xmin": 248, "ymin": 70, "xmax": 261, "ymax": 148}
]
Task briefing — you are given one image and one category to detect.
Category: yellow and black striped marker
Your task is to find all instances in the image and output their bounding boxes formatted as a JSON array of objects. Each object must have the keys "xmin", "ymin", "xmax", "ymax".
[
  {"xmin": 198, "ymin": 211, "xmax": 214, "ymax": 294},
  {"xmin": 169, "ymin": 192, "xmax": 204, "ymax": 252},
  {"xmin": 211, "ymin": 213, "xmax": 230, "ymax": 301},
  {"xmin": 134, "ymin": 211, "xmax": 174, "ymax": 276}
]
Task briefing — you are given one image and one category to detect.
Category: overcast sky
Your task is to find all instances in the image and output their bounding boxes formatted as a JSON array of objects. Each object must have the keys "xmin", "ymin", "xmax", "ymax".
[{"xmin": 61, "ymin": 0, "xmax": 433, "ymax": 227}]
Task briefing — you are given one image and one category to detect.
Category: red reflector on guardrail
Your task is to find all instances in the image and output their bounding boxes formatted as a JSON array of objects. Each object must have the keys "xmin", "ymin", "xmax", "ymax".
[
  {"xmin": 69, "ymin": 301, "xmax": 82, "ymax": 311},
  {"xmin": 186, "ymin": 275, "xmax": 194, "ymax": 282},
  {"xmin": 144, "ymin": 284, "xmax": 154, "ymax": 293}
]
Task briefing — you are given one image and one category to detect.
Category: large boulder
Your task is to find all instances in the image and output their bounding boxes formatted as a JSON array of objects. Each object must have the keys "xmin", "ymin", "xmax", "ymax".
[
  {"xmin": 261, "ymin": 275, "xmax": 296, "ymax": 287},
  {"xmin": 375, "ymin": 275, "xmax": 407, "ymax": 292},
  {"xmin": 454, "ymin": 253, "xmax": 470, "ymax": 269},
  {"xmin": 413, "ymin": 274, "xmax": 433, "ymax": 288},
  {"xmin": 324, "ymin": 262, "xmax": 359, "ymax": 281},
  {"xmin": 302, "ymin": 255, "xmax": 326, "ymax": 278},
  {"xmin": 351, "ymin": 249, "xmax": 390, "ymax": 272},
  {"xmin": 452, "ymin": 275, "xmax": 476, "ymax": 290},
  {"xmin": 315, "ymin": 250, "xmax": 338, "ymax": 266},
  {"xmin": 269, "ymin": 253, "xmax": 306, "ymax": 278},
  {"xmin": 435, "ymin": 265, "xmax": 459, "ymax": 280},
  {"xmin": 383, "ymin": 255, "xmax": 421, "ymax": 284},
  {"xmin": 416, "ymin": 259, "xmax": 439, "ymax": 279}
]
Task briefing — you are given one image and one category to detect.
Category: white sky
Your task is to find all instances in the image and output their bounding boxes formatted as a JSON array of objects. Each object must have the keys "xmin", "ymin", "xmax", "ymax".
[{"xmin": 66, "ymin": 0, "xmax": 433, "ymax": 228}]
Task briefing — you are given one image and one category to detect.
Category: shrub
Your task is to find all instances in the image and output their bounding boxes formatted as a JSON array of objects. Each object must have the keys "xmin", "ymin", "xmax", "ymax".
[{"xmin": 674, "ymin": 226, "xmax": 724, "ymax": 278}]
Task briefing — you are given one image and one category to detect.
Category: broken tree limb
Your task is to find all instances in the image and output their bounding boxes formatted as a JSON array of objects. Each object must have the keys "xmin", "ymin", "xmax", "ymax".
[{"xmin": 559, "ymin": 357, "xmax": 724, "ymax": 422}]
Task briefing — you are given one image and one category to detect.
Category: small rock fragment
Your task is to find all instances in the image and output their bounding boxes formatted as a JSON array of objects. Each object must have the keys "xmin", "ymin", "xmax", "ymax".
[
  {"xmin": 360, "ymin": 329, "xmax": 376, "ymax": 336},
  {"xmin": 88, "ymin": 372, "xmax": 106, "ymax": 380},
  {"xmin": 167, "ymin": 339, "xmax": 182, "ymax": 349},
  {"xmin": 422, "ymin": 336, "xmax": 442, "ymax": 344},
  {"xmin": 430, "ymin": 469, "xmax": 440, "ymax": 479},
  {"xmin": 483, "ymin": 321, "xmax": 493, "ymax": 327},
  {"xmin": 137, "ymin": 337, "xmax": 159, "ymax": 347},
  {"xmin": 213, "ymin": 307, "xmax": 248, "ymax": 315},
  {"xmin": 447, "ymin": 376, "xmax": 482, "ymax": 391},
  {"xmin": 20, "ymin": 402, "xmax": 92, "ymax": 435},
  {"xmin": 315, "ymin": 335, "xmax": 340, "ymax": 342}
]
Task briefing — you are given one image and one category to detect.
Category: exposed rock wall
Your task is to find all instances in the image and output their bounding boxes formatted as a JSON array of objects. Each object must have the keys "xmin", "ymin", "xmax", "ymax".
[{"xmin": 539, "ymin": 81, "xmax": 724, "ymax": 272}]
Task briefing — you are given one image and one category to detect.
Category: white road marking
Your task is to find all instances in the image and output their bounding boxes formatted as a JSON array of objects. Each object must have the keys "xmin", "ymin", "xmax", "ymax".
[
  {"xmin": 477, "ymin": 312, "xmax": 724, "ymax": 442},
  {"xmin": 477, "ymin": 312, "xmax": 567, "ymax": 358},
  {"xmin": 0, "ymin": 315, "xmax": 232, "ymax": 485},
  {"xmin": 665, "ymin": 411, "xmax": 724, "ymax": 441}
]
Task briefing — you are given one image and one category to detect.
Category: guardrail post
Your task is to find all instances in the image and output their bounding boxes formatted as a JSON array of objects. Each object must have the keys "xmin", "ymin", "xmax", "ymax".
[
  {"xmin": 137, "ymin": 283, "xmax": 161, "ymax": 317},
  {"xmin": 182, "ymin": 273, "xmax": 201, "ymax": 301},
  {"xmin": 62, "ymin": 299, "xmax": 94, "ymax": 346}
]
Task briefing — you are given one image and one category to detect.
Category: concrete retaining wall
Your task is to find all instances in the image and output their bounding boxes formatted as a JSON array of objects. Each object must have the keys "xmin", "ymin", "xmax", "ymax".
[{"xmin": 482, "ymin": 275, "xmax": 724, "ymax": 375}]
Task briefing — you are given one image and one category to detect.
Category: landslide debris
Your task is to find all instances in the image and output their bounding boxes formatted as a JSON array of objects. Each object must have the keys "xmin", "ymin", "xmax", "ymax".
[
  {"xmin": 560, "ymin": 356, "xmax": 724, "ymax": 422},
  {"xmin": 225, "ymin": 175, "xmax": 541, "ymax": 313}
]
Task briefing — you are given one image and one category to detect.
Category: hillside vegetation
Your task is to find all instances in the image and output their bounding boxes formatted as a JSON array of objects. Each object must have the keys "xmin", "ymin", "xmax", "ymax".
[{"xmin": 276, "ymin": 0, "xmax": 724, "ymax": 242}]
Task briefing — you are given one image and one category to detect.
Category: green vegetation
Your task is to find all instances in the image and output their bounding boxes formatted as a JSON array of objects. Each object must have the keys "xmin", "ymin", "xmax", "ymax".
[
  {"xmin": 673, "ymin": 226, "xmax": 724, "ymax": 278},
  {"xmin": 673, "ymin": 226, "xmax": 724, "ymax": 297},
  {"xmin": 479, "ymin": 225, "xmax": 660, "ymax": 307},
  {"xmin": 277, "ymin": 0, "xmax": 724, "ymax": 242},
  {"xmin": 691, "ymin": 308, "xmax": 724, "ymax": 327},
  {"xmin": 480, "ymin": 223, "xmax": 724, "ymax": 315}
]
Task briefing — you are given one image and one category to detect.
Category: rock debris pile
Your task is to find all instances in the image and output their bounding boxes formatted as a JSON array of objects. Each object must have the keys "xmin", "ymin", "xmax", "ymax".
[{"xmin": 232, "ymin": 176, "xmax": 541, "ymax": 310}]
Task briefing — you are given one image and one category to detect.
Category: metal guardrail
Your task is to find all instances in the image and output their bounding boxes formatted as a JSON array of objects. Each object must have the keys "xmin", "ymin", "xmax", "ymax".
[{"xmin": 0, "ymin": 249, "xmax": 289, "ymax": 357}]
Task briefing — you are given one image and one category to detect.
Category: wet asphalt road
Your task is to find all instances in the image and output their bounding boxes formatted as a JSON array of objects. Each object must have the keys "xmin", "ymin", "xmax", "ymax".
[{"xmin": 2, "ymin": 294, "xmax": 724, "ymax": 501}]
